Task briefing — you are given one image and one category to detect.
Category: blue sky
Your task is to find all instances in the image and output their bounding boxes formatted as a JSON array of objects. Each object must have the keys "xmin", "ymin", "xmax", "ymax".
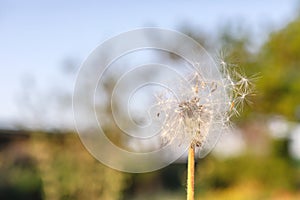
[{"xmin": 0, "ymin": 0, "xmax": 298, "ymax": 129}]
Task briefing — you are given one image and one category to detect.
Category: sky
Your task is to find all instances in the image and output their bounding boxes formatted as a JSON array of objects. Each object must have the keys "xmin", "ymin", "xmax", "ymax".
[{"xmin": 0, "ymin": 0, "xmax": 299, "ymax": 129}]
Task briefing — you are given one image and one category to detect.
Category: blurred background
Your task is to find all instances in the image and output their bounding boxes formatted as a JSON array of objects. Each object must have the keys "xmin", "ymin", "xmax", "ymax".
[{"xmin": 1, "ymin": 0, "xmax": 300, "ymax": 199}]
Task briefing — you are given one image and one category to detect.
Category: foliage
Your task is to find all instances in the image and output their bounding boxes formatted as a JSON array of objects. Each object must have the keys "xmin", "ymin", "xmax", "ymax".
[
  {"xmin": 195, "ymin": 138, "xmax": 300, "ymax": 199},
  {"xmin": 254, "ymin": 17, "xmax": 300, "ymax": 120},
  {"xmin": 27, "ymin": 133, "xmax": 129, "ymax": 200},
  {"xmin": 0, "ymin": 145, "xmax": 44, "ymax": 200},
  {"xmin": 0, "ymin": 133, "xmax": 129, "ymax": 200}
]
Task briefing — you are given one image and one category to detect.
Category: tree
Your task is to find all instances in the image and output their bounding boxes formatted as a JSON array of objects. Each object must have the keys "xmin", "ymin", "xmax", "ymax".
[{"xmin": 254, "ymin": 17, "xmax": 300, "ymax": 120}]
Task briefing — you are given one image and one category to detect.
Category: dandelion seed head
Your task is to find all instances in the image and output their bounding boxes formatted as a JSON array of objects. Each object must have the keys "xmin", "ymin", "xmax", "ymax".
[{"xmin": 152, "ymin": 55, "xmax": 254, "ymax": 155}]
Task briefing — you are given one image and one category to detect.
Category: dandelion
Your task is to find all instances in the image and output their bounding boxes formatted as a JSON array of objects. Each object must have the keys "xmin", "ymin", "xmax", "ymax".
[{"xmin": 153, "ymin": 56, "xmax": 254, "ymax": 200}]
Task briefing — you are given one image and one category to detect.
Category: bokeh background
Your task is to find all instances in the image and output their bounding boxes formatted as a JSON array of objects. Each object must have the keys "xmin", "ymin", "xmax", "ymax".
[{"xmin": 1, "ymin": 1, "xmax": 300, "ymax": 199}]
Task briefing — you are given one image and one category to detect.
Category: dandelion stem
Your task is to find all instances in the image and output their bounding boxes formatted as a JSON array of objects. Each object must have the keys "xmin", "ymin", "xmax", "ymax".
[{"xmin": 187, "ymin": 143, "xmax": 195, "ymax": 200}]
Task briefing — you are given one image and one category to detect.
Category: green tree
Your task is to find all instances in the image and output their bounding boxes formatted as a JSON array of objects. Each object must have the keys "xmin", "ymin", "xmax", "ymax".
[{"xmin": 254, "ymin": 17, "xmax": 300, "ymax": 120}]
